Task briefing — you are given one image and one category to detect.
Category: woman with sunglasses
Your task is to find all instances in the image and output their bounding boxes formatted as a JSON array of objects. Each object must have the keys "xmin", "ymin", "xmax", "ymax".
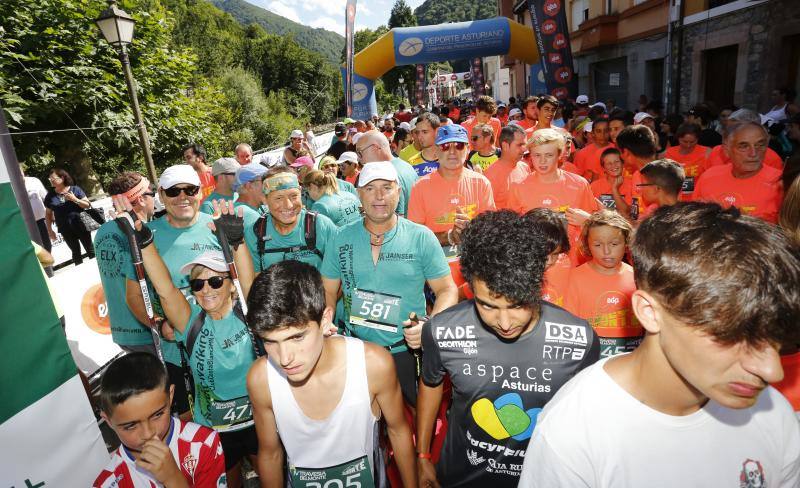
[
  {"xmin": 44, "ymin": 168, "xmax": 95, "ymax": 265},
  {"xmin": 119, "ymin": 196, "xmax": 259, "ymax": 488},
  {"xmin": 303, "ymin": 169, "xmax": 362, "ymax": 227}
]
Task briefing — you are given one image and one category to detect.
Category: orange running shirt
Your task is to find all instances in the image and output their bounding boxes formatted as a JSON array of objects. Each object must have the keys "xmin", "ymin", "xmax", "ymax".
[
  {"xmin": 664, "ymin": 145, "xmax": 710, "ymax": 200},
  {"xmin": 590, "ymin": 176, "xmax": 634, "ymax": 209},
  {"xmin": 407, "ymin": 169, "xmax": 496, "ymax": 233},
  {"xmin": 517, "ymin": 119, "xmax": 537, "ymax": 132},
  {"xmin": 484, "ymin": 160, "xmax": 530, "ymax": 210},
  {"xmin": 693, "ymin": 164, "xmax": 783, "ymax": 223},
  {"xmin": 574, "ymin": 143, "xmax": 613, "ymax": 178},
  {"xmin": 563, "ymin": 262, "xmax": 642, "ymax": 358},
  {"xmin": 542, "ymin": 253, "xmax": 572, "ymax": 307},
  {"xmin": 561, "ymin": 161, "xmax": 580, "ymax": 175},
  {"xmin": 461, "ymin": 117, "xmax": 502, "ymax": 150},
  {"xmin": 198, "ymin": 169, "xmax": 216, "ymax": 200},
  {"xmin": 773, "ymin": 351, "xmax": 800, "ymax": 412},
  {"xmin": 707, "ymin": 144, "xmax": 784, "ymax": 171}
]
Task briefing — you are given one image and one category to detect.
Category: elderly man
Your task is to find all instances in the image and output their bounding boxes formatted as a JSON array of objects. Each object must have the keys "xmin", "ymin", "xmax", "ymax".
[{"xmin": 355, "ymin": 130, "xmax": 418, "ymax": 217}]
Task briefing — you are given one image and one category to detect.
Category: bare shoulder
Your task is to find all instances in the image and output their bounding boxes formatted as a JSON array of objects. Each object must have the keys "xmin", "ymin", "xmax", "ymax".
[
  {"xmin": 363, "ymin": 341, "xmax": 397, "ymax": 393},
  {"xmin": 246, "ymin": 356, "xmax": 272, "ymax": 407}
]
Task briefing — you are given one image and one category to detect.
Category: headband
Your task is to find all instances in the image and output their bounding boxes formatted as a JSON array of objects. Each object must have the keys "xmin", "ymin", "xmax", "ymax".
[
  {"xmin": 263, "ymin": 173, "xmax": 300, "ymax": 195},
  {"xmin": 123, "ymin": 177, "xmax": 151, "ymax": 203}
]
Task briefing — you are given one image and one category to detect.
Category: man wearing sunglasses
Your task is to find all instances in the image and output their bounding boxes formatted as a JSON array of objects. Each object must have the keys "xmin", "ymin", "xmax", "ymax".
[
  {"xmin": 200, "ymin": 158, "xmax": 240, "ymax": 215},
  {"xmin": 461, "ymin": 95, "xmax": 502, "ymax": 151},
  {"xmin": 466, "ymin": 123, "xmax": 500, "ymax": 172},
  {"xmin": 147, "ymin": 165, "xmax": 222, "ymax": 413}
]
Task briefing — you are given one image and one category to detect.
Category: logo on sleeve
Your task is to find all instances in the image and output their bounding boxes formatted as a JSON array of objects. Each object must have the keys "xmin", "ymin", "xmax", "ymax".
[{"xmin": 545, "ymin": 322, "xmax": 588, "ymax": 345}]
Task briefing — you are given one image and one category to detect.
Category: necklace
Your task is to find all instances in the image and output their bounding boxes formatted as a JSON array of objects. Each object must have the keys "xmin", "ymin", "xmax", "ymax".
[{"xmin": 364, "ymin": 218, "xmax": 398, "ymax": 247}]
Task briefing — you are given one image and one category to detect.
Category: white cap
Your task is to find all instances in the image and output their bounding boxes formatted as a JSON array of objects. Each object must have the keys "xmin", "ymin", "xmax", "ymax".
[
  {"xmin": 508, "ymin": 108, "xmax": 522, "ymax": 117},
  {"xmin": 158, "ymin": 164, "xmax": 201, "ymax": 189},
  {"xmin": 633, "ymin": 112, "xmax": 654, "ymax": 124},
  {"xmin": 409, "ymin": 117, "xmax": 418, "ymax": 128},
  {"xmin": 591, "ymin": 102, "xmax": 607, "ymax": 111},
  {"xmin": 576, "ymin": 95, "xmax": 589, "ymax": 105},
  {"xmin": 179, "ymin": 251, "xmax": 227, "ymax": 276},
  {"xmin": 336, "ymin": 151, "xmax": 359, "ymax": 164},
  {"xmin": 358, "ymin": 162, "xmax": 398, "ymax": 187},
  {"xmin": 351, "ymin": 132, "xmax": 364, "ymax": 145},
  {"xmin": 398, "ymin": 122, "xmax": 412, "ymax": 131},
  {"xmin": 583, "ymin": 121, "xmax": 593, "ymax": 133},
  {"xmin": 290, "ymin": 129, "xmax": 304, "ymax": 139}
]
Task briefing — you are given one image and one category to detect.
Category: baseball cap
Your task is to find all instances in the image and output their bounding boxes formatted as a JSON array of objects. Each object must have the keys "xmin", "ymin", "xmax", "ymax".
[
  {"xmin": 158, "ymin": 164, "xmax": 201, "ymax": 189},
  {"xmin": 334, "ymin": 123, "xmax": 347, "ymax": 136},
  {"xmin": 634, "ymin": 112, "xmax": 654, "ymax": 124},
  {"xmin": 584, "ymin": 122, "xmax": 593, "ymax": 133},
  {"xmin": 343, "ymin": 117, "xmax": 356, "ymax": 124},
  {"xmin": 357, "ymin": 162, "xmax": 398, "ymax": 187},
  {"xmin": 336, "ymin": 151, "xmax": 359, "ymax": 165},
  {"xmin": 509, "ymin": 108, "xmax": 522, "ymax": 117},
  {"xmin": 591, "ymin": 102, "xmax": 607, "ymax": 111},
  {"xmin": 398, "ymin": 122, "xmax": 412, "ymax": 131},
  {"xmin": 211, "ymin": 157, "xmax": 239, "ymax": 177},
  {"xmin": 290, "ymin": 156, "xmax": 314, "ymax": 168},
  {"xmin": 576, "ymin": 95, "xmax": 589, "ymax": 105},
  {"xmin": 290, "ymin": 129, "xmax": 304, "ymax": 139},
  {"xmin": 233, "ymin": 163, "xmax": 267, "ymax": 191},
  {"xmin": 498, "ymin": 103, "xmax": 507, "ymax": 108},
  {"xmin": 179, "ymin": 251, "xmax": 227, "ymax": 276},
  {"xmin": 435, "ymin": 124, "xmax": 469, "ymax": 145}
]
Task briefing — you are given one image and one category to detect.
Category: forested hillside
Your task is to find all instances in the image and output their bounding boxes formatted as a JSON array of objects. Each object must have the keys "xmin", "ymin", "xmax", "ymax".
[
  {"xmin": 414, "ymin": 0, "xmax": 498, "ymax": 27},
  {"xmin": 211, "ymin": 0, "xmax": 344, "ymax": 65}
]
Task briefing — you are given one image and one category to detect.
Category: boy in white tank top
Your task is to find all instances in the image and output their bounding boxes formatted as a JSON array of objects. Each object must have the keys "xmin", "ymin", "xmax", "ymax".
[{"xmin": 245, "ymin": 260, "xmax": 418, "ymax": 487}]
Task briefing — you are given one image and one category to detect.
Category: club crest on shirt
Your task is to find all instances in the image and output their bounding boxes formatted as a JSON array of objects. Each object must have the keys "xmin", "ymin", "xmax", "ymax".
[
  {"xmin": 739, "ymin": 459, "xmax": 766, "ymax": 488},
  {"xmin": 182, "ymin": 453, "xmax": 198, "ymax": 477}
]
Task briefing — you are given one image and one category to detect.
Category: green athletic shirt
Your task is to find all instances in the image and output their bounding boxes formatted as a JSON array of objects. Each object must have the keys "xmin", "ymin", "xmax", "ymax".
[
  {"xmin": 93, "ymin": 221, "xmax": 154, "ymax": 346},
  {"xmin": 391, "ymin": 157, "xmax": 419, "ymax": 217},
  {"xmin": 310, "ymin": 191, "xmax": 362, "ymax": 227},
  {"xmin": 338, "ymin": 179, "xmax": 357, "ymax": 196},
  {"xmin": 200, "ymin": 191, "xmax": 237, "ymax": 215},
  {"xmin": 175, "ymin": 304, "xmax": 257, "ymax": 432},
  {"xmin": 398, "ymin": 144, "xmax": 420, "ymax": 163},
  {"xmin": 244, "ymin": 208, "xmax": 337, "ymax": 272},
  {"xmin": 147, "ymin": 213, "xmax": 221, "ymax": 365},
  {"xmin": 321, "ymin": 217, "xmax": 450, "ymax": 351},
  {"xmin": 468, "ymin": 150, "xmax": 500, "ymax": 171}
]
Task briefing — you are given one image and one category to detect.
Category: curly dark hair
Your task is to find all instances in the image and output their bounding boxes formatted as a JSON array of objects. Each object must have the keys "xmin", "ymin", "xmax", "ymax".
[
  {"xmin": 459, "ymin": 210, "xmax": 549, "ymax": 308},
  {"xmin": 521, "ymin": 208, "xmax": 569, "ymax": 255}
]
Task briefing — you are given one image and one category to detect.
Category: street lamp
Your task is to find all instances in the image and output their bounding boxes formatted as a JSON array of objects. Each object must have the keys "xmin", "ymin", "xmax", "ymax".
[
  {"xmin": 398, "ymin": 76, "xmax": 405, "ymax": 103},
  {"xmin": 95, "ymin": 0, "xmax": 158, "ymax": 184}
]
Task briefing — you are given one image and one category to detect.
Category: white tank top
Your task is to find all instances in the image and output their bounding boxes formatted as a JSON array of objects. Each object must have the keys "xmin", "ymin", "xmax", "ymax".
[{"xmin": 266, "ymin": 336, "xmax": 379, "ymax": 486}]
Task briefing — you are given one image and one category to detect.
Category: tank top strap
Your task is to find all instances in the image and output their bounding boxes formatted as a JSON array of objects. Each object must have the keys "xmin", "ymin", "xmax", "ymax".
[{"xmin": 343, "ymin": 336, "xmax": 370, "ymax": 406}]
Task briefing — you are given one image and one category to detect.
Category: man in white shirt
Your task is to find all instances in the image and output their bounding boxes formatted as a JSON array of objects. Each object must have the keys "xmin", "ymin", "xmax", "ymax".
[
  {"xmin": 519, "ymin": 202, "xmax": 800, "ymax": 488},
  {"xmin": 22, "ymin": 167, "xmax": 51, "ymax": 252}
]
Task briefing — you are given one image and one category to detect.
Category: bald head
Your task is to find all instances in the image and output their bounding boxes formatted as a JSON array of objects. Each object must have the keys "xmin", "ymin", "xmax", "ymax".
[{"xmin": 356, "ymin": 130, "xmax": 393, "ymax": 162}]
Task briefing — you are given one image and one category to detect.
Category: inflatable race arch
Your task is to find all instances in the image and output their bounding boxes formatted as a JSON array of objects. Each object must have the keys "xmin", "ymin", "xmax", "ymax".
[{"xmin": 345, "ymin": 17, "xmax": 541, "ymax": 119}]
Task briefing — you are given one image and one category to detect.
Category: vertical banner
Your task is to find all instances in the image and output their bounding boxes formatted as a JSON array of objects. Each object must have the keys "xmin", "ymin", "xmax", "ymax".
[
  {"xmin": 527, "ymin": 0, "xmax": 578, "ymax": 101},
  {"xmin": 470, "ymin": 57, "xmax": 486, "ymax": 99},
  {"xmin": 344, "ymin": 0, "xmax": 357, "ymax": 116},
  {"xmin": 415, "ymin": 63, "xmax": 427, "ymax": 107}
]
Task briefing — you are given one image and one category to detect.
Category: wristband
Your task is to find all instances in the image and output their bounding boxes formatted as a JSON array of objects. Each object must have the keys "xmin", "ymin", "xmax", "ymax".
[{"xmin": 417, "ymin": 452, "xmax": 432, "ymax": 460}]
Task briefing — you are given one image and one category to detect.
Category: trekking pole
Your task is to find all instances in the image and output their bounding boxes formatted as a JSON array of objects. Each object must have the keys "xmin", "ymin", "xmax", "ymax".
[
  {"xmin": 214, "ymin": 223, "xmax": 264, "ymax": 358},
  {"xmin": 407, "ymin": 312, "xmax": 427, "ymax": 379}
]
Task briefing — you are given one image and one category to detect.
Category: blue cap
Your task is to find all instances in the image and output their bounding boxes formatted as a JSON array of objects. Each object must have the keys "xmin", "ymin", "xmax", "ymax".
[
  {"xmin": 233, "ymin": 163, "xmax": 267, "ymax": 192},
  {"xmin": 435, "ymin": 124, "xmax": 469, "ymax": 145}
]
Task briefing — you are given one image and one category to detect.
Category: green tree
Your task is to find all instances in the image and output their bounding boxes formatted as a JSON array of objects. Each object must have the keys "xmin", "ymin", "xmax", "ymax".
[{"xmin": 384, "ymin": 1, "xmax": 417, "ymax": 102}]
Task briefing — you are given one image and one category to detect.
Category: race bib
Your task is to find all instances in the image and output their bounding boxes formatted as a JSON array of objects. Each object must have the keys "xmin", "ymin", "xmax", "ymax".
[
  {"xmin": 630, "ymin": 197, "xmax": 640, "ymax": 221},
  {"xmin": 599, "ymin": 336, "xmax": 642, "ymax": 358},
  {"xmin": 598, "ymin": 194, "xmax": 616, "ymax": 209},
  {"xmin": 207, "ymin": 395, "xmax": 254, "ymax": 431},
  {"xmin": 350, "ymin": 289, "xmax": 402, "ymax": 333},
  {"xmin": 681, "ymin": 176, "xmax": 695, "ymax": 194},
  {"xmin": 289, "ymin": 455, "xmax": 375, "ymax": 488},
  {"xmin": 442, "ymin": 244, "xmax": 460, "ymax": 264}
]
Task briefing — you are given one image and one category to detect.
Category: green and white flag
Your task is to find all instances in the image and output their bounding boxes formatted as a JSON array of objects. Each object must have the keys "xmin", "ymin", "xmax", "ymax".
[{"xmin": 0, "ymin": 116, "xmax": 109, "ymax": 486}]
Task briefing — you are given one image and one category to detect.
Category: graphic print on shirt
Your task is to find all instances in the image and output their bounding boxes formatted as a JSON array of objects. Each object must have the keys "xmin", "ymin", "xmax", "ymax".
[
  {"xmin": 739, "ymin": 459, "xmax": 766, "ymax": 488},
  {"xmin": 471, "ymin": 392, "xmax": 541, "ymax": 441}
]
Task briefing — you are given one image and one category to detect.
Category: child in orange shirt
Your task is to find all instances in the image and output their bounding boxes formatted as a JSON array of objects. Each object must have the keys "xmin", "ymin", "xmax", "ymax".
[
  {"xmin": 564, "ymin": 209, "xmax": 641, "ymax": 358},
  {"xmin": 664, "ymin": 123, "xmax": 711, "ymax": 201},
  {"xmin": 590, "ymin": 147, "xmax": 634, "ymax": 214},
  {"xmin": 522, "ymin": 208, "xmax": 572, "ymax": 307},
  {"xmin": 637, "ymin": 159, "xmax": 685, "ymax": 220}
]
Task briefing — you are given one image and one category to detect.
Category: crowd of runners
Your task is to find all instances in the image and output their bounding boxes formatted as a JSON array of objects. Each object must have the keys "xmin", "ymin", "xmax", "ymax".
[{"xmin": 30, "ymin": 89, "xmax": 800, "ymax": 487}]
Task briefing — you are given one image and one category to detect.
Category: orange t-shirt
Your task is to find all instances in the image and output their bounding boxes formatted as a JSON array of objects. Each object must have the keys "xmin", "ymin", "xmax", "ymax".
[
  {"xmin": 773, "ymin": 351, "xmax": 800, "ymax": 412},
  {"xmin": 664, "ymin": 145, "xmax": 710, "ymax": 200},
  {"xmin": 461, "ymin": 117, "xmax": 502, "ymax": 150},
  {"xmin": 542, "ymin": 253, "xmax": 572, "ymax": 307},
  {"xmin": 564, "ymin": 262, "xmax": 642, "ymax": 357},
  {"xmin": 574, "ymin": 143, "xmax": 613, "ymax": 179},
  {"xmin": 507, "ymin": 169, "xmax": 599, "ymax": 265},
  {"xmin": 484, "ymin": 160, "xmax": 530, "ymax": 210},
  {"xmin": 707, "ymin": 145, "xmax": 784, "ymax": 171},
  {"xmin": 198, "ymin": 169, "xmax": 216, "ymax": 199},
  {"xmin": 590, "ymin": 176, "xmax": 634, "ymax": 209},
  {"xmin": 693, "ymin": 164, "xmax": 783, "ymax": 223},
  {"xmin": 561, "ymin": 161, "xmax": 580, "ymax": 175},
  {"xmin": 407, "ymin": 169, "xmax": 496, "ymax": 233},
  {"xmin": 517, "ymin": 119, "xmax": 537, "ymax": 132},
  {"xmin": 346, "ymin": 171, "xmax": 360, "ymax": 186}
]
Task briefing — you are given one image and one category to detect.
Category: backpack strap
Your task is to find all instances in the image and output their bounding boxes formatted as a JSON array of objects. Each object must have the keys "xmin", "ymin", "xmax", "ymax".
[
  {"xmin": 184, "ymin": 309, "xmax": 207, "ymax": 358},
  {"xmin": 304, "ymin": 211, "xmax": 321, "ymax": 258}
]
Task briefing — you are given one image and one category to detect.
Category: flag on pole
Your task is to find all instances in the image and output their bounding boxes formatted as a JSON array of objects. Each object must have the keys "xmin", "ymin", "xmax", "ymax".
[
  {"xmin": 0, "ymin": 104, "xmax": 109, "ymax": 486},
  {"xmin": 527, "ymin": 0, "xmax": 578, "ymax": 100},
  {"xmin": 344, "ymin": 0, "xmax": 357, "ymax": 117},
  {"xmin": 470, "ymin": 58, "xmax": 486, "ymax": 100}
]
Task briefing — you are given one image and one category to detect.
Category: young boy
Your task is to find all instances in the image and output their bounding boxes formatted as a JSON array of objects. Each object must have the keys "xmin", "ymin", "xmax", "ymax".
[
  {"xmin": 590, "ymin": 147, "xmax": 634, "ymax": 214},
  {"xmin": 94, "ymin": 353, "xmax": 226, "ymax": 487},
  {"xmin": 638, "ymin": 158, "xmax": 685, "ymax": 219},
  {"xmin": 520, "ymin": 202, "xmax": 800, "ymax": 487},
  {"xmin": 246, "ymin": 260, "xmax": 417, "ymax": 488}
]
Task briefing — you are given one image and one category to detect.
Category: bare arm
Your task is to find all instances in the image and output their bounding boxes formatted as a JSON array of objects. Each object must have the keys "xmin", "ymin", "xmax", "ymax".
[
  {"xmin": 34, "ymin": 244, "xmax": 54, "ymax": 267},
  {"xmin": 322, "ymin": 277, "xmax": 341, "ymax": 311},
  {"xmin": 45, "ymin": 209, "xmax": 56, "ymax": 239},
  {"xmin": 366, "ymin": 344, "xmax": 417, "ymax": 488},
  {"xmin": 416, "ymin": 381, "xmax": 444, "ymax": 488},
  {"xmin": 139, "ymin": 245, "xmax": 191, "ymax": 334},
  {"xmin": 427, "ymin": 275, "xmax": 458, "ymax": 316},
  {"xmin": 610, "ymin": 179, "xmax": 631, "ymax": 218},
  {"xmin": 246, "ymin": 358, "xmax": 285, "ymax": 488}
]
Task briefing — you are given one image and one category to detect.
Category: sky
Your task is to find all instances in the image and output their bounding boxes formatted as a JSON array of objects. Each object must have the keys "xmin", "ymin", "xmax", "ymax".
[{"xmin": 245, "ymin": 0, "xmax": 426, "ymax": 36}]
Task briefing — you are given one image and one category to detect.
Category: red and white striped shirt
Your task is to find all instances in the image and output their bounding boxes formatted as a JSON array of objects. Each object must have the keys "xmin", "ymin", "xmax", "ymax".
[{"xmin": 93, "ymin": 417, "xmax": 226, "ymax": 488}]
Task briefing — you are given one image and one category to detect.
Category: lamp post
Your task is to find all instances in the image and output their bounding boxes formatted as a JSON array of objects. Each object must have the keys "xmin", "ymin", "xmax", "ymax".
[
  {"xmin": 95, "ymin": 0, "xmax": 158, "ymax": 184},
  {"xmin": 398, "ymin": 76, "xmax": 405, "ymax": 103}
]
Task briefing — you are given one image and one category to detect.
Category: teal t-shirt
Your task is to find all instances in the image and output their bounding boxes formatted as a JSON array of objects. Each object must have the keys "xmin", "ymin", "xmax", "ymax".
[
  {"xmin": 244, "ymin": 208, "xmax": 337, "ymax": 273},
  {"xmin": 234, "ymin": 199, "xmax": 267, "ymax": 216},
  {"xmin": 337, "ymin": 178, "xmax": 357, "ymax": 196},
  {"xmin": 200, "ymin": 191, "xmax": 237, "ymax": 215},
  {"xmin": 311, "ymin": 192, "xmax": 362, "ymax": 227},
  {"xmin": 391, "ymin": 157, "xmax": 419, "ymax": 217},
  {"xmin": 176, "ymin": 304, "xmax": 256, "ymax": 432},
  {"xmin": 93, "ymin": 221, "xmax": 153, "ymax": 346},
  {"xmin": 320, "ymin": 217, "xmax": 450, "ymax": 351},
  {"xmin": 147, "ymin": 213, "xmax": 220, "ymax": 365}
]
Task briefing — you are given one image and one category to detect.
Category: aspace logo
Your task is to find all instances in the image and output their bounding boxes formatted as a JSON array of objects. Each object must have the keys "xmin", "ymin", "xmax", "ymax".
[
  {"xmin": 471, "ymin": 392, "xmax": 542, "ymax": 441},
  {"xmin": 398, "ymin": 37, "xmax": 424, "ymax": 57}
]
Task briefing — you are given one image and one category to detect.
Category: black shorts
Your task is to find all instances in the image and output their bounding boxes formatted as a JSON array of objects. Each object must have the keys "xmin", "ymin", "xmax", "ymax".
[
  {"xmin": 392, "ymin": 349, "xmax": 419, "ymax": 408},
  {"xmin": 219, "ymin": 425, "xmax": 259, "ymax": 470},
  {"xmin": 165, "ymin": 362, "xmax": 191, "ymax": 415}
]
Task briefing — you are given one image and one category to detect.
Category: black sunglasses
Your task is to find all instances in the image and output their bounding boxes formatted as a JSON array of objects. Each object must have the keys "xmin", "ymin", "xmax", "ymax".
[
  {"xmin": 190, "ymin": 275, "xmax": 229, "ymax": 292},
  {"xmin": 142, "ymin": 192, "xmax": 155, "ymax": 198},
  {"xmin": 164, "ymin": 185, "xmax": 200, "ymax": 198},
  {"xmin": 471, "ymin": 135, "xmax": 481, "ymax": 141}
]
